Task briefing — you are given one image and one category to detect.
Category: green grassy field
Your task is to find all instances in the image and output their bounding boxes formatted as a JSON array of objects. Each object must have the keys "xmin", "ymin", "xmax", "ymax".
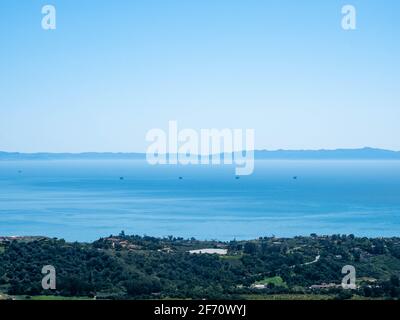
[
  {"xmin": 254, "ymin": 276, "xmax": 288, "ymax": 288},
  {"xmin": 24, "ymin": 295, "xmax": 93, "ymax": 301},
  {"xmin": 220, "ymin": 255, "xmax": 242, "ymax": 260},
  {"xmin": 241, "ymin": 294, "xmax": 335, "ymax": 300}
]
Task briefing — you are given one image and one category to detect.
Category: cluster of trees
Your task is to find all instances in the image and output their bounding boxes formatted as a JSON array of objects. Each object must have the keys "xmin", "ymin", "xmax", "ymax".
[
  {"xmin": 0, "ymin": 240, "xmax": 124, "ymax": 297},
  {"xmin": 1, "ymin": 234, "xmax": 400, "ymax": 299},
  {"xmin": 0, "ymin": 238, "xmax": 240, "ymax": 299}
]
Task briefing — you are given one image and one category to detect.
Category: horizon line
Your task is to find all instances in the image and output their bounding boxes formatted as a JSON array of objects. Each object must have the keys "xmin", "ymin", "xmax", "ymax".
[{"xmin": 1, "ymin": 147, "xmax": 400, "ymax": 155}]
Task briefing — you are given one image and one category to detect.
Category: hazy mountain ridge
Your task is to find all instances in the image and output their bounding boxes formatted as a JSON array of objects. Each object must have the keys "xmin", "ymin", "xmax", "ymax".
[
  {"xmin": 0, "ymin": 152, "xmax": 145, "ymax": 160},
  {"xmin": 1, "ymin": 148, "xmax": 400, "ymax": 160},
  {"xmin": 253, "ymin": 147, "xmax": 400, "ymax": 159}
]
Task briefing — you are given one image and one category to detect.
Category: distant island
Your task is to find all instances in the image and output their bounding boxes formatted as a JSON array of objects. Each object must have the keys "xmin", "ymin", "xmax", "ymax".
[{"xmin": 1, "ymin": 147, "xmax": 400, "ymax": 161}]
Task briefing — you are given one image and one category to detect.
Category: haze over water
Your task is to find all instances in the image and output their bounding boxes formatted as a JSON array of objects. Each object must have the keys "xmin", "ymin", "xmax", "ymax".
[{"xmin": 1, "ymin": 160, "xmax": 400, "ymax": 242}]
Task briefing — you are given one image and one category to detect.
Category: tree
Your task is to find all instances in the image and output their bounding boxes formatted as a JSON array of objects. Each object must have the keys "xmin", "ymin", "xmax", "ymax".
[
  {"xmin": 390, "ymin": 275, "xmax": 400, "ymax": 287},
  {"xmin": 244, "ymin": 242, "xmax": 258, "ymax": 255}
]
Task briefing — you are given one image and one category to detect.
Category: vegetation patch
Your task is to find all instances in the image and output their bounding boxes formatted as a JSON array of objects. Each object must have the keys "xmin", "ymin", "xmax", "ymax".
[
  {"xmin": 0, "ymin": 234, "xmax": 399, "ymax": 300},
  {"xmin": 255, "ymin": 276, "xmax": 287, "ymax": 288}
]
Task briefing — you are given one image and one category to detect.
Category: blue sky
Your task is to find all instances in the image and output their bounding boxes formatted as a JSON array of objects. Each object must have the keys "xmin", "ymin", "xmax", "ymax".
[{"xmin": 0, "ymin": 0, "xmax": 399, "ymax": 152}]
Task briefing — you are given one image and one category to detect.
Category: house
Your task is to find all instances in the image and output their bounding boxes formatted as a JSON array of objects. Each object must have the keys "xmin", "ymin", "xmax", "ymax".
[
  {"xmin": 188, "ymin": 248, "xmax": 228, "ymax": 255},
  {"xmin": 309, "ymin": 283, "xmax": 342, "ymax": 290}
]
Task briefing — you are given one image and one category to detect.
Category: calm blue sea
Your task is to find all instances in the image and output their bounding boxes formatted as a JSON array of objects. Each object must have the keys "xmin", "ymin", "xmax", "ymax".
[{"xmin": 0, "ymin": 160, "xmax": 399, "ymax": 242}]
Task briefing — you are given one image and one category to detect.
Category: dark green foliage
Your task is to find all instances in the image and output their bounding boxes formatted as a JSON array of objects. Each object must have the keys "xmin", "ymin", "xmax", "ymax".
[{"xmin": 1, "ymin": 234, "xmax": 400, "ymax": 300}]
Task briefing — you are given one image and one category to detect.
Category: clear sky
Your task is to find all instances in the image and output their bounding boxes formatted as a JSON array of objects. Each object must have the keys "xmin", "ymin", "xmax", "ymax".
[{"xmin": 0, "ymin": 0, "xmax": 399, "ymax": 152}]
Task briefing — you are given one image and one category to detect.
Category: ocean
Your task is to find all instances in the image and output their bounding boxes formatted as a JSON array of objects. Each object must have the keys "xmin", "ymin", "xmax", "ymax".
[{"xmin": 0, "ymin": 160, "xmax": 399, "ymax": 242}]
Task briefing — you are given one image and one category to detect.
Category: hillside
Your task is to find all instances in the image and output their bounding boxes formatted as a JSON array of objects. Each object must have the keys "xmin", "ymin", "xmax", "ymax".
[{"xmin": 1, "ymin": 234, "xmax": 400, "ymax": 300}]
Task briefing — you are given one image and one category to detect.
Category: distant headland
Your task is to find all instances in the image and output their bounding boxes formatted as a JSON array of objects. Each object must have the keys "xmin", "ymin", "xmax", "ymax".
[{"xmin": 1, "ymin": 147, "xmax": 400, "ymax": 161}]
